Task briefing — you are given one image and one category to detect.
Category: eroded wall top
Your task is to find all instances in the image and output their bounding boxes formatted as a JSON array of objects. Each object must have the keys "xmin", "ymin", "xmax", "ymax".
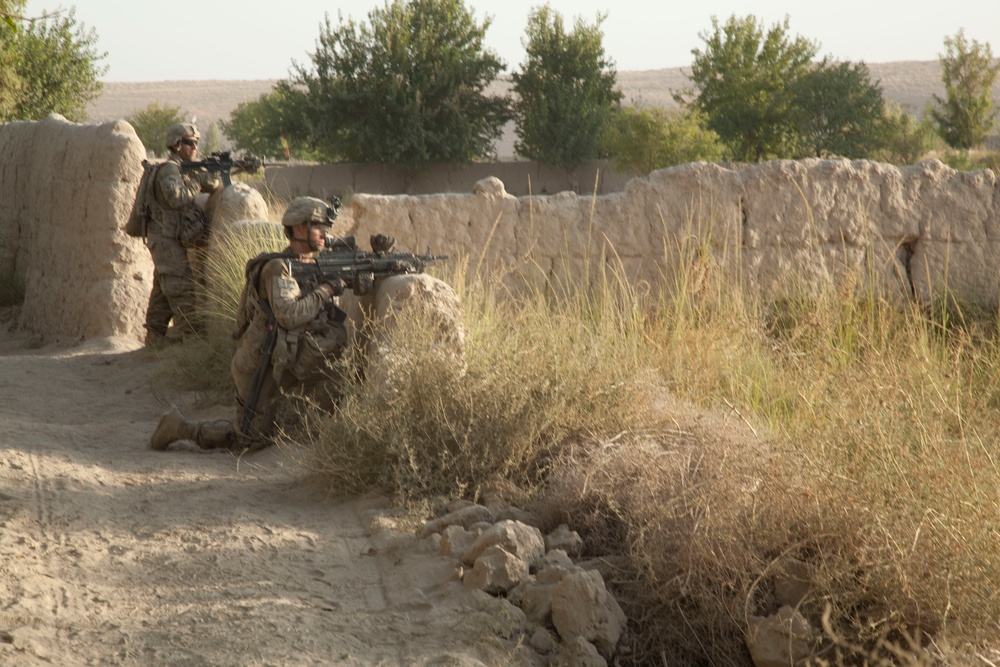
[{"xmin": 350, "ymin": 160, "xmax": 1000, "ymax": 309}]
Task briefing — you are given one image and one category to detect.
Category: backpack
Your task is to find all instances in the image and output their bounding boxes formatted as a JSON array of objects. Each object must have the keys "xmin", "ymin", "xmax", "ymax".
[{"xmin": 123, "ymin": 160, "xmax": 161, "ymax": 238}]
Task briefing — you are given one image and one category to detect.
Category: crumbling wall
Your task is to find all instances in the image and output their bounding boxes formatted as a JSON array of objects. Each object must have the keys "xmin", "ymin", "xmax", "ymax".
[
  {"xmin": 351, "ymin": 159, "xmax": 1000, "ymax": 309},
  {"xmin": 0, "ymin": 115, "xmax": 150, "ymax": 341},
  {"xmin": 3, "ymin": 128, "xmax": 998, "ymax": 349}
]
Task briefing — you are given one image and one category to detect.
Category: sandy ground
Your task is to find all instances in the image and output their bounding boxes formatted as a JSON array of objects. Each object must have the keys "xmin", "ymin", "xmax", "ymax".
[{"xmin": 0, "ymin": 310, "xmax": 531, "ymax": 666}]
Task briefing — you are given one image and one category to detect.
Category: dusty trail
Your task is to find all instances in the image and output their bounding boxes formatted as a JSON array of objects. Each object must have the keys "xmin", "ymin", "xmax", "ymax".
[{"xmin": 0, "ymin": 324, "xmax": 526, "ymax": 666}]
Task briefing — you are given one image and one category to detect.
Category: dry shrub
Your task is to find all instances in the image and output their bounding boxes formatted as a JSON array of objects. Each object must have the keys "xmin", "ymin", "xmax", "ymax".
[
  {"xmin": 532, "ymin": 233, "xmax": 1000, "ymax": 665},
  {"xmin": 304, "ymin": 259, "xmax": 657, "ymax": 502}
]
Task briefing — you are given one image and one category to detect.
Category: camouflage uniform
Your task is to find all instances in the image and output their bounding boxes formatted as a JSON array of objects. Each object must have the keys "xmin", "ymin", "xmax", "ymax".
[
  {"xmin": 229, "ymin": 245, "xmax": 348, "ymax": 442},
  {"xmin": 143, "ymin": 124, "xmax": 220, "ymax": 344},
  {"xmin": 150, "ymin": 197, "xmax": 348, "ymax": 452}
]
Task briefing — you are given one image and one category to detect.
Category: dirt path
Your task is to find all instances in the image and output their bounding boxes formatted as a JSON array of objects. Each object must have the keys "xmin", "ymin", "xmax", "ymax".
[{"xmin": 0, "ymin": 325, "xmax": 529, "ymax": 666}]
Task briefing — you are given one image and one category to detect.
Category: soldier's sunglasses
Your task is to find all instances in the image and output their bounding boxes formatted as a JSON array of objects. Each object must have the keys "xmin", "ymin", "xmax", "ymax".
[{"xmin": 181, "ymin": 138, "xmax": 198, "ymax": 147}]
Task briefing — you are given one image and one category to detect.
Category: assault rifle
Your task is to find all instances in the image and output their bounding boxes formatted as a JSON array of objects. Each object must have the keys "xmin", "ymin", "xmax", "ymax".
[
  {"xmin": 291, "ymin": 235, "xmax": 449, "ymax": 297},
  {"xmin": 180, "ymin": 151, "xmax": 281, "ymax": 187}
]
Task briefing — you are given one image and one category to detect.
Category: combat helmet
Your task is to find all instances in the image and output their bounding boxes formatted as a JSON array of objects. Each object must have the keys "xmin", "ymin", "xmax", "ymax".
[
  {"xmin": 281, "ymin": 196, "xmax": 340, "ymax": 227},
  {"xmin": 165, "ymin": 123, "xmax": 200, "ymax": 150}
]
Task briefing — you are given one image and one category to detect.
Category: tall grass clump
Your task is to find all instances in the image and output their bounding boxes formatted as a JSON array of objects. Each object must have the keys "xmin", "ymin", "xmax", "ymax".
[
  {"xmin": 304, "ymin": 255, "xmax": 658, "ymax": 502},
  {"xmin": 537, "ymin": 228, "xmax": 1000, "ymax": 664},
  {"xmin": 153, "ymin": 222, "xmax": 286, "ymax": 395}
]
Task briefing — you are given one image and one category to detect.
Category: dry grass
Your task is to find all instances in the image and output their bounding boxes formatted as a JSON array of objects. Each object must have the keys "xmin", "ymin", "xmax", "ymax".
[
  {"xmin": 168, "ymin": 202, "xmax": 1000, "ymax": 665},
  {"xmin": 304, "ymin": 257, "xmax": 656, "ymax": 501},
  {"xmin": 532, "ymin": 232, "xmax": 1000, "ymax": 665}
]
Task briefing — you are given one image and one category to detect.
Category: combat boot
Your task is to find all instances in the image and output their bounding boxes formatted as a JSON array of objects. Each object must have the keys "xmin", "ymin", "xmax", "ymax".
[
  {"xmin": 195, "ymin": 419, "xmax": 240, "ymax": 451},
  {"xmin": 149, "ymin": 406, "xmax": 199, "ymax": 450}
]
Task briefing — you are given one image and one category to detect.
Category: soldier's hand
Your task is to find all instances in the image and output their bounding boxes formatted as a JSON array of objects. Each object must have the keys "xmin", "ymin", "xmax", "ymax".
[
  {"xmin": 187, "ymin": 169, "xmax": 222, "ymax": 192},
  {"xmin": 371, "ymin": 234, "xmax": 396, "ymax": 254},
  {"xmin": 323, "ymin": 278, "xmax": 346, "ymax": 297},
  {"xmin": 202, "ymin": 172, "xmax": 223, "ymax": 192}
]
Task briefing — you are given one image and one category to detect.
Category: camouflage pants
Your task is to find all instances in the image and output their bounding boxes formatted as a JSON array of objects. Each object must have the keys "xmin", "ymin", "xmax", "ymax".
[{"xmin": 144, "ymin": 233, "xmax": 199, "ymax": 337}]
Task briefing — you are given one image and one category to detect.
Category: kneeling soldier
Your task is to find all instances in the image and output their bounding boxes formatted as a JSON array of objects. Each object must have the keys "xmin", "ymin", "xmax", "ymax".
[{"xmin": 150, "ymin": 196, "xmax": 350, "ymax": 452}]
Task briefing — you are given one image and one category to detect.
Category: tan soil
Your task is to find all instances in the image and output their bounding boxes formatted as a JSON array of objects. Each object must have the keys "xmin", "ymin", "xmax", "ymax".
[{"xmin": 0, "ymin": 309, "xmax": 530, "ymax": 666}]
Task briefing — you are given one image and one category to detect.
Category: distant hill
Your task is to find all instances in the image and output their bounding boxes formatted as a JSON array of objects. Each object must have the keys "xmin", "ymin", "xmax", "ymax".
[{"xmin": 86, "ymin": 62, "xmax": 987, "ymax": 158}]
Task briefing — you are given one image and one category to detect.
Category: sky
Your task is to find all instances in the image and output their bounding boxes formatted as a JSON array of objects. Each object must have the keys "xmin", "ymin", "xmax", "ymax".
[{"xmin": 23, "ymin": 0, "xmax": 1000, "ymax": 82}]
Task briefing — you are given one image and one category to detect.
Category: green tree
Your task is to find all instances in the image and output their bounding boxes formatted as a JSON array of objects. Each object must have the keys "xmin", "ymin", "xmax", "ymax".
[
  {"xmin": 0, "ymin": 1, "xmax": 23, "ymax": 116},
  {"xmin": 792, "ymin": 60, "xmax": 887, "ymax": 158},
  {"xmin": 684, "ymin": 14, "xmax": 817, "ymax": 162},
  {"xmin": 289, "ymin": 0, "xmax": 511, "ymax": 171},
  {"xmin": 511, "ymin": 5, "xmax": 622, "ymax": 168},
  {"xmin": 600, "ymin": 105, "xmax": 725, "ymax": 174},
  {"xmin": 873, "ymin": 104, "xmax": 937, "ymax": 165},
  {"xmin": 202, "ymin": 120, "xmax": 223, "ymax": 154},
  {"xmin": 930, "ymin": 29, "xmax": 999, "ymax": 150},
  {"xmin": 0, "ymin": 5, "xmax": 106, "ymax": 122},
  {"xmin": 125, "ymin": 101, "xmax": 184, "ymax": 156},
  {"xmin": 222, "ymin": 86, "xmax": 314, "ymax": 160}
]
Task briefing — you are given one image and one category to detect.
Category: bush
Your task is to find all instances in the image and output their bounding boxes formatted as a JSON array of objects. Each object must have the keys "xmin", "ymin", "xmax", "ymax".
[
  {"xmin": 306, "ymin": 259, "xmax": 655, "ymax": 500},
  {"xmin": 601, "ymin": 105, "xmax": 725, "ymax": 174}
]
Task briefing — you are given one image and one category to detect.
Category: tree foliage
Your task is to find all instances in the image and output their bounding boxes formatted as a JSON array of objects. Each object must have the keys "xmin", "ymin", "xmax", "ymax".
[
  {"xmin": 202, "ymin": 121, "xmax": 223, "ymax": 154},
  {"xmin": 685, "ymin": 14, "xmax": 818, "ymax": 162},
  {"xmin": 874, "ymin": 104, "xmax": 938, "ymax": 165},
  {"xmin": 125, "ymin": 102, "xmax": 184, "ymax": 157},
  {"xmin": 289, "ymin": 0, "xmax": 511, "ymax": 171},
  {"xmin": 222, "ymin": 86, "xmax": 315, "ymax": 160},
  {"xmin": 601, "ymin": 105, "xmax": 724, "ymax": 174},
  {"xmin": 685, "ymin": 14, "xmax": 899, "ymax": 162},
  {"xmin": 0, "ymin": 1, "xmax": 23, "ymax": 118},
  {"xmin": 0, "ymin": 5, "xmax": 106, "ymax": 122},
  {"xmin": 511, "ymin": 5, "xmax": 622, "ymax": 168},
  {"xmin": 930, "ymin": 29, "xmax": 999, "ymax": 150},
  {"xmin": 792, "ymin": 60, "xmax": 887, "ymax": 158}
]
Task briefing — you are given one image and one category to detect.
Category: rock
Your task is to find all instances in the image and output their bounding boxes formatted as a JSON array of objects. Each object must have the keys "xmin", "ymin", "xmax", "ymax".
[
  {"xmin": 545, "ymin": 524, "xmax": 583, "ymax": 558},
  {"xmin": 205, "ymin": 182, "xmax": 269, "ymax": 230},
  {"xmin": 536, "ymin": 550, "xmax": 574, "ymax": 585},
  {"xmin": 417, "ymin": 504, "xmax": 494, "ymax": 539},
  {"xmin": 576, "ymin": 556, "xmax": 629, "ymax": 582},
  {"xmin": 746, "ymin": 606, "xmax": 817, "ymax": 667},
  {"xmin": 494, "ymin": 505, "xmax": 543, "ymax": 528},
  {"xmin": 462, "ymin": 520, "xmax": 545, "ymax": 568},
  {"xmin": 549, "ymin": 636, "xmax": 607, "ymax": 667},
  {"xmin": 774, "ymin": 558, "xmax": 813, "ymax": 609},
  {"xmin": 550, "ymin": 569, "xmax": 626, "ymax": 660},
  {"xmin": 528, "ymin": 626, "xmax": 557, "ymax": 654},
  {"xmin": 439, "ymin": 524, "xmax": 482, "ymax": 559},
  {"xmin": 463, "ymin": 545, "xmax": 529, "ymax": 594},
  {"xmin": 509, "ymin": 575, "xmax": 558, "ymax": 625}
]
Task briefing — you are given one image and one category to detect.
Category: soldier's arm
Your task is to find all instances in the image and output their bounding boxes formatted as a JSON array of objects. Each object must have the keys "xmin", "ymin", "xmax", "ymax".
[
  {"xmin": 261, "ymin": 259, "xmax": 334, "ymax": 330},
  {"xmin": 156, "ymin": 161, "xmax": 204, "ymax": 209}
]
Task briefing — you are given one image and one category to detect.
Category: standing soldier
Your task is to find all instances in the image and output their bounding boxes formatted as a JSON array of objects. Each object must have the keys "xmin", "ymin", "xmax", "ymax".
[{"xmin": 143, "ymin": 123, "xmax": 223, "ymax": 346}]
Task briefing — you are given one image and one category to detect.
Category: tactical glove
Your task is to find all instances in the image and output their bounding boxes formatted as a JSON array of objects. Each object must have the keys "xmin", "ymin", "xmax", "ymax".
[
  {"xmin": 201, "ymin": 172, "xmax": 223, "ymax": 192},
  {"xmin": 371, "ymin": 233, "xmax": 396, "ymax": 254},
  {"xmin": 324, "ymin": 278, "xmax": 346, "ymax": 297}
]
